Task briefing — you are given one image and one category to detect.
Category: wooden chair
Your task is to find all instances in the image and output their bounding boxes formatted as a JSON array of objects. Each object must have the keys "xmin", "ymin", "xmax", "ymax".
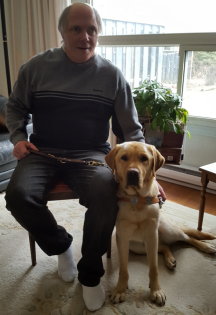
[{"xmin": 28, "ymin": 181, "xmax": 112, "ymax": 266}]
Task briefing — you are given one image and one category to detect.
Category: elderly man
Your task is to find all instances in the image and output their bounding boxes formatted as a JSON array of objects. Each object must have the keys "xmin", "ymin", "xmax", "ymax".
[{"xmin": 5, "ymin": 3, "xmax": 165, "ymax": 312}]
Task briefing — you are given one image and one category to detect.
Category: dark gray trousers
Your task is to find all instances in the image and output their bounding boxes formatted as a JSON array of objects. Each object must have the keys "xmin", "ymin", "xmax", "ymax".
[{"xmin": 5, "ymin": 148, "xmax": 118, "ymax": 286}]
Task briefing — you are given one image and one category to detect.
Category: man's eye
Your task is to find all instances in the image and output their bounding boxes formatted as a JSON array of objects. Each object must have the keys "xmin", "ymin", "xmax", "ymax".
[
  {"xmin": 89, "ymin": 27, "xmax": 96, "ymax": 34},
  {"xmin": 72, "ymin": 27, "xmax": 79, "ymax": 32},
  {"xmin": 140, "ymin": 156, "xmax": 148, "ymax": 162},
  {"xmin": 121, "ymin": 155, "xmax": 128, "ymax": 161}
]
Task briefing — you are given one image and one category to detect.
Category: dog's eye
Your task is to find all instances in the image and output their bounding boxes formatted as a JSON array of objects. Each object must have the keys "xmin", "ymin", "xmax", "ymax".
[
  {"xmin": 121, "ymin": 155, "xmax": 128, "ymax": 161},
  {"xmin": 140, "ymin": 156, "xmax": 148, "ymax": 162}
]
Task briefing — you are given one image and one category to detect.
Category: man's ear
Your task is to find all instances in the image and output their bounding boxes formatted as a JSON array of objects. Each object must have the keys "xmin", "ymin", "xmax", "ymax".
[
  {"xmin": 150, "ymin": 145, "xmax": 165, "ymax": 176},
  {"xmin": 105, "ymin": 145, "xmax": 120, "ymax": 175}
]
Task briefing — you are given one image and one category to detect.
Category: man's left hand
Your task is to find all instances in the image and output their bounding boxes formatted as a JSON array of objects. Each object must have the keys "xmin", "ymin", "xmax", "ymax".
[{"xmin": 156, "ymin": 181, "xmax": 166, "ymax": 202}]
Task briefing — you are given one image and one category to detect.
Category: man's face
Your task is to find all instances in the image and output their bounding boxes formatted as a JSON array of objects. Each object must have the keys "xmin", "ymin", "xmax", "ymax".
[{"xmin": 62, "ymin": 5, "xmax": 98, "ymax": 63}]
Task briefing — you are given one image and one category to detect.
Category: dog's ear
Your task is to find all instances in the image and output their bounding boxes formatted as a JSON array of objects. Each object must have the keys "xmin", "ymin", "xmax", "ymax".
[
  {"xmin": 105, "ymin": 145, "xmax": 120, "ymax": 175},
  {"xmin": 150, "ymin": 145, "xmax": 165, "ymax": 176}
]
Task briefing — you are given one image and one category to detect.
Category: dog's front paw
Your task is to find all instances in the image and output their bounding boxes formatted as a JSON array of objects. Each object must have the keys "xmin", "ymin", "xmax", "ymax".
[
  {"xmin": 109, "ymin": 285, "xmax": 127, "ymax": 303},
  {"xmin": 150, "ymin": 288, "xmax": 166, "ymax": 306},
  {"xmin": 165, "ymin": 257, "xmax": 176, "ymax": 270}
]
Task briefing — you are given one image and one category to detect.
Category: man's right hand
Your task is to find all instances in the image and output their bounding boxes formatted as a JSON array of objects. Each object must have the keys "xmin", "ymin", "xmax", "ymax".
[{"xmin": 13, "ymin": 141, "xmax": 39, "ymax": 160}]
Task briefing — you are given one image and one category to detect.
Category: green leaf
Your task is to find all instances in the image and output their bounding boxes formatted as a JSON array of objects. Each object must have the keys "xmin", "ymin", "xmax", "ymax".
[
  {"xmin": 187, "ymin": 131, "xmax": 191, "ymax": 140},
  {"xmin": 142, "ymin": 90, "xmax": 149, "ymax": 101},
  {"xmin": 155, "ymin": 90, "xmax": 165, "ymax": 102},
  {"xmin": 175, "ymin": 109, "xmax": 180, "ymax": 118},
  {"xmin": 151, "ymin": 103, "xmax": 161, "ymax": 118},
  {"xmin": 157, "ymin": 117, "xmax": 165, "ymax": 131},
  {"xmin": 145, "ymin": 105, "xmax": 152, "ymax": 116},
  {"xmin": 134, "ymin": 99, "xmax": 145, "ymax": 116},
  {"xmin": 157, "ymin": 111, "xmax": 168, "ymax": 117},
  {"xmin": 164, "ymin": 121, "xmax": 169, "ymax": 133},
  {"xmin": 182, "ymin": 114, "xmax": 187, "ymax": 124},
  {"xmin": 170, "ymin": 110, "xmax": 177, "ymax": 122},
  {"xmin": 151, "ymin": 117, "xmax": 157, "ymax": 130},
  {"xmin": 172, "ymin": 123, "xmax": 182, "ymax": 134}
]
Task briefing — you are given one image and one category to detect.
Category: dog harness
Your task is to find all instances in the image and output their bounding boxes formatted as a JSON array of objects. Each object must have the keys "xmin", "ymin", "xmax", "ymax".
[{"xmin": 118, "ymin": 196, "xmax": 164, "ymax": 208}]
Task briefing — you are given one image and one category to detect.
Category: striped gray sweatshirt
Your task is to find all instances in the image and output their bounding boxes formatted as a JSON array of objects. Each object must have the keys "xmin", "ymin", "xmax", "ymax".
[{"xmin": 6, "ymin": 47, "xmax": 144, "ymax": 153}]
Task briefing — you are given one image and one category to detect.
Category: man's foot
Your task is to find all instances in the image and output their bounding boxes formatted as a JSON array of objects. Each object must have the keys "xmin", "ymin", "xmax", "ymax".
[
  {"xmin": 58, "ymin": 244, "xmax": 76, "ymax": 282},
  {"xmin": 82, "ymin": 283, "xmax": 105, "ymax": 311}
]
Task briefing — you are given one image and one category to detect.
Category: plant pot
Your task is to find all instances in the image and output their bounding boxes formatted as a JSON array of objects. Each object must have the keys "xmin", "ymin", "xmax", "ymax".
[
  {"xmin": 157, "ymin": 147, "xmax": 182, "ymax": 164},
  {"xmin": 144, "ymin": 122, "xmax": 164, "ymax": 147},
  {"xmin": 162, "ymin": 131, "xmax": 184, "ymax": 148},
  {"xmin": 140, "ymin": 118, "xmax": 184, "ymax": 165},
  {"xmin": 162, "ymin": 124, "xmax": 184, "ymax": 148}
]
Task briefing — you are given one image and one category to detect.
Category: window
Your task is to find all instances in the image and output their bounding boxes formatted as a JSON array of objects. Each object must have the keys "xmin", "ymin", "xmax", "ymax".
[
  {"xmin": 96, "ymin": 46, "xmax": 179, "ymax": 91},
  {"xmin": 182, "ymin": 51, "xmax": 216, "ymax": 118},
  {"xmin": 93, "ymin": 0, "xmax": 216, "ymax": 171},
  {"xmin": 94, "ymin": 0, "xmax": 216, "ymax": 34}
]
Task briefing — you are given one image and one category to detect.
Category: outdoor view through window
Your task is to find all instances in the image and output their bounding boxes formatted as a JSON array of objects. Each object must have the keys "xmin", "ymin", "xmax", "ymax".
[
  {"xmin": 94, "ymin": 0, "xmax": 216, "ymax": 34},
  {"xmin": 95, "ymin": 0, "xmax": 216, "ymax": 119},
  {"xmin": 183, "ymin": 51, "xmax": 216, "ymax": 118}
]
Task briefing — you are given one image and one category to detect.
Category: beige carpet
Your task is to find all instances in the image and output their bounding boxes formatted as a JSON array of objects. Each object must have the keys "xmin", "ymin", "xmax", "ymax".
[{"xmin": 0, "ymin": 192, "xmax": 216, "ymax": 315}]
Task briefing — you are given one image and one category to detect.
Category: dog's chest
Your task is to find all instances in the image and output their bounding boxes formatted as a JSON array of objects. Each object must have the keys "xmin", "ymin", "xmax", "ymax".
[
  {"xmin": 117, "ymin": 202, "xmax": 157, "ymax": 222},
  {"xmin": 117, "ymin": 202, "xmax": 159, "ymax": 242}
]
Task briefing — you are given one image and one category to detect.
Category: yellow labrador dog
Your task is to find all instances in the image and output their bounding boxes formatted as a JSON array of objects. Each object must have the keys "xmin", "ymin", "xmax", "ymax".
[{"xmin": 105, "ymin": 142, "xmax": 216, "ymax": 306}]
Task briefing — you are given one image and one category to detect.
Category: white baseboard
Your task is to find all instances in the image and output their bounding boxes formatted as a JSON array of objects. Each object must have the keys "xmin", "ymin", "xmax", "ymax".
[{"xmin": 156, "ymin": 168, "xmax": 216, "ymax": 195}]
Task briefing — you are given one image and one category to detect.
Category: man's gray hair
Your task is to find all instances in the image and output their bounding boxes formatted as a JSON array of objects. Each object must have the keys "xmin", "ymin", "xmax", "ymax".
[{"xmin": 58, "ymin": 4, "xmax": 103, "ymax": 35}]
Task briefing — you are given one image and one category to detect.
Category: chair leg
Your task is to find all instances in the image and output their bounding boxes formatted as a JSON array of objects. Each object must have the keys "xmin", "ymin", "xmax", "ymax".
[
  {"xmin": 106, "ymin": 237, "xmax": 112, "ymax": 258},
  {"xmin": 28, "ymin": 232, "xmax": 37, "ymax": 266}
]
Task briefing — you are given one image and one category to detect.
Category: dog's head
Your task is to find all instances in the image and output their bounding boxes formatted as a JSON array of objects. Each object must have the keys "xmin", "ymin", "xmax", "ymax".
[{"xmin": 105, "ymin": 142, "xmax": 165, "ymax": 194}]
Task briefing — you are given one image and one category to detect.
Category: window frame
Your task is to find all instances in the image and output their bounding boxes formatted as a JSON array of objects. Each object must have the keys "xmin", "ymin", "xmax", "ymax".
[
  {"xmin": 177, "ymin": 44, "xmax": 216, "ymax": 114},
  {"xmin": 97, "ymin": 33, "xmax": 216, "ymax": 123},
  {"xmin": 98, "ymin": 33, "xmax": 216, "ymax": 47}
]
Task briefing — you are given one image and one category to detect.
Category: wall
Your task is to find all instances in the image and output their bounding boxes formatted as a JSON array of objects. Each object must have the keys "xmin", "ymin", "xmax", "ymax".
[{"xmin": 182, "ymin": 117, "xmax": 216, "ymax": 168}]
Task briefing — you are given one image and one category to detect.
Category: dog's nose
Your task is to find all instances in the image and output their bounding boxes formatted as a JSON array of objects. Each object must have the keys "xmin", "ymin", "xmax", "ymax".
[{"xmin": 127, "ymin": 168, "xmax": 140, "ymax": 187}]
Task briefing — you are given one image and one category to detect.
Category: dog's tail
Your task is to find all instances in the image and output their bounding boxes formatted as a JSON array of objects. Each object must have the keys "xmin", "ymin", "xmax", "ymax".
[{"xmin": 181, "ymin": 227, "xmax": 215, "ymax": 240}]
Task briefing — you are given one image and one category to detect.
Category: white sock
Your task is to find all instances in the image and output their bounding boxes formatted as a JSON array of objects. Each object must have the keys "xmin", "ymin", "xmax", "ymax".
[
  {"xmin": 82, "ymin": 283, "xmax": 105, "ymax": 311},
  {"xmin": 58, "ymin": 244, "xmax": 76, "ymax": 282}
]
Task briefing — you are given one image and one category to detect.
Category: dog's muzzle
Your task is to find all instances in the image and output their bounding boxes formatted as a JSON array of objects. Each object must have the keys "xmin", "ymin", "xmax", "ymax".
[{"xmin": 126, "ymin": 168, "xmax": 140, "ymax": 187}]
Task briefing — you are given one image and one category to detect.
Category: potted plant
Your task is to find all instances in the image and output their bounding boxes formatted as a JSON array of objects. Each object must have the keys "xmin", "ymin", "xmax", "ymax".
[
  {"xmin": 133, "ymin": 79, "xmax": 191, "ymax": 138},
  {"xmin": 133, "ymin": 79, "xmax": 190, "ymax": 164}
]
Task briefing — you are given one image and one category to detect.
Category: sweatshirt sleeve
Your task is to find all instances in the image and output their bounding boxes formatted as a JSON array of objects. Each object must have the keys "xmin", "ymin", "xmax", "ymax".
[
  {"xmin": 112, "ymin": 82, "xmax": 145, "ymax": 143},
  {"xmin": 6, "ymin": 64, "xmax": 32, "ymax": 145}
]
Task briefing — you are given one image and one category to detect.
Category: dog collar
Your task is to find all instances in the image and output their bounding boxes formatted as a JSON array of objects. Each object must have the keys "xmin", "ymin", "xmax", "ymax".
[{"xmin": 118, "ymin": 196, "xmax": 164, "ymax": 207}]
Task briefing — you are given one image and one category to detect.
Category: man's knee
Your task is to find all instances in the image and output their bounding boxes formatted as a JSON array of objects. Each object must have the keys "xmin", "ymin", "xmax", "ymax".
[
  {"xmin": 90, "ymin": 170, "xmax": 117, "ymax": 200},
  {"xmin": 5, "ymin": 179, "xmax": 30, "ymax": 211}
]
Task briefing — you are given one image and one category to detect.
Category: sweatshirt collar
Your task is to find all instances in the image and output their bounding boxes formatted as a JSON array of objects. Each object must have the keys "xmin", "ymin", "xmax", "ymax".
[{"xmin": 61, "ymin": 46, "xmax": 97, "ymax": 67}]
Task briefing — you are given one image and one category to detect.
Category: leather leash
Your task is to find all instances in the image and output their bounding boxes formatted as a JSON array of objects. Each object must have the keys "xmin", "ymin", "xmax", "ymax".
[
  {"xmin": 118, "ymin": 196, "xmax": 164, "ymax": 208},
  {"xmin": 28, "ymin": 149, "xmax": 164, "ymax": 207},
  {"xmin": 28, "ymin": 149, "xmax": 107, "ymax": 167}
]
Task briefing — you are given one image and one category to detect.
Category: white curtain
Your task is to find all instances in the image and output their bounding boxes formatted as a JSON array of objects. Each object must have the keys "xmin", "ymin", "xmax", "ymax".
[{"xmin": 4, "ymin": 0, "xmax": 71, "ymax": 87}]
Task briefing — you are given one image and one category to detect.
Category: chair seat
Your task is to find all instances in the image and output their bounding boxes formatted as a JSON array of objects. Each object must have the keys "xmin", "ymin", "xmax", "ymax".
[
  {"xmin": 50, "ymin": 181, "xmax": 72, "ymax": 192},
  {"xmin": 47, "ymin": 181, "xmax": 79, "ymax": 201}
]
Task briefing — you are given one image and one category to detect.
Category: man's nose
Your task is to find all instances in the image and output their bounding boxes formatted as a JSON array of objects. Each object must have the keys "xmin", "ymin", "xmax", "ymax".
[{"xmin": 81, "ymin": 31, "xmax": 89, "ymax": 41}]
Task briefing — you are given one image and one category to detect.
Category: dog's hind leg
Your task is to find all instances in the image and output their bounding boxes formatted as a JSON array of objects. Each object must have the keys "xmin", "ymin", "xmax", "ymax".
[
  {"xmin": 183, "ymin": 235, "xmax": 216, "ymax": 254},
  {"xmin": 181, "ymin": 228, "xmax": 216, "ymax": 240},
  {"xmin": 158, "ymin": 244, "xmax": 176, "ymax": 270}
]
